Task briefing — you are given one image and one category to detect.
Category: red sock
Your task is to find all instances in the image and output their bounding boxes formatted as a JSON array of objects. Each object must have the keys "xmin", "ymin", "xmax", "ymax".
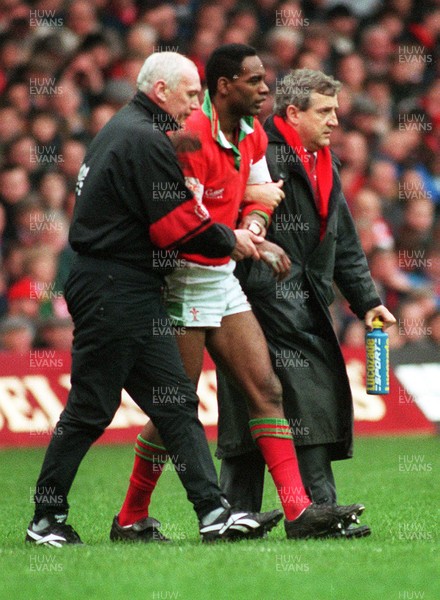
[
  {"xmin": 117, "ymin": 435, "xmax": 168, "ymax": 527},
  {"xmin": 249, "ymin": 418, "xmax": 311, "ymax": 521}
]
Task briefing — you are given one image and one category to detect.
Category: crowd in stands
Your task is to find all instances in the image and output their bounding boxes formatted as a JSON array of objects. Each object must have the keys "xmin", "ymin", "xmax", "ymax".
[{"xmin": 0, "ymin": 0, "xmax": 439, "ymax": 361}]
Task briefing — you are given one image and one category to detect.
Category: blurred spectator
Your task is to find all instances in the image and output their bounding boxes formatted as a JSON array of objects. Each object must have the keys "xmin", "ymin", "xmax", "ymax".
[
  {"xmin": 389, "ymin": 46, "xmax": 427, "ymax": 107},
  {"xmin": 66, "ymin": 0, "xmax": 102, "ymax": 41},
  {"xmin": 428, "ymin": 310, "xmax": 440, "ymax": 346},
  {"xmin": 50, "ymin": 79, "xmax": 85, "ymax": 137},
  {"xmin": 301, "ymin": 23, "xmax": 332, "ymax": 71},
  {"xmin": 0, "ymin": 315, "xmax": 35, "ymax": 351},
  {"xmin": 367, "ymin": 159, "xmax": 400, "ymax": 214},
  {"xmin": 350, "ymin": 95, "xmax": 386, "ymax": 151},
  {"xmin": 0, "ymin": 105, "xmax": 25, "ymax": 146},
  {"xmin": 338, "ymin": 131, "xmax": 369, "ymax": 204},
  {"xmin": 7, "ymin": 277, "xmax": 40, "ymax": 319},
  {"xmin": 336, "ymin": 52, "xmax": 366, "ymax": 96},
  {"xmin": 383, "ymin": 0, "xmax": 413, "ymax": 22},
  {"xmin": 392, "ymin": 295, "xmax": 437, "ymax": 362},
  {"xmin": 423, "ymin": 245, "xmax": 440, "ymax": 307},
  {"xmin": 193, "ymin": 2, "xmax": 227, "ymax": 39},
  {"xmin": 351, "ymin": 187, "xmax": 395, "ymax": 255},
  {"xmin": 395, "ymin": 196, "xmax": 434, "ymax": 259},
  {"xmin": 58, "ymin": 139, "xmax": 86, "ymax": 186},
  {"xmin": 6, "ymin": 134, "xmax": 41, "ymax": 183},
  {"xmin": 4, "ymin": 80, "xmax": 32, "ymax": 116},
  {"xmin": 2, "ymin": 241, "xmax": 26, "ymax": 285},
  {"xmin": 29, "ymin": 111, "xmax": 63, "ymax": 157},
  {"xmin": 227, "ymin": 5, "xmax": 259, "ymax": 45},
  {"xmin": 187, "ymin": 28, "xmax": 220, "ymax": 82},
  {"xmin": 125, "ymin": 23, "xmax": 157, "ymax": 57},
  {"xmin": 294, "ymin": 49, "xmax": 325, "ymax": 72},
  {"xmin": 324, "ymin": 4, "xmax": 358, "ymax": 59},
  {"xmin": 0, "ymin": 165, "xmax": 32, "ymax": 241},
  {"xmin": 84, "ymin": 103, "xmax": 117, "ymax": 142},
  {"xmin": 36, "ymin": 315, "xmax": 73, "ymax": 350},
  {"xmin": 364, "ymin": 76, "xmax": 394, "ymax": 127},
  {"xmin": 141, "ymin": 2, "xmax": 179, "ymax": 51},
  {"xmin": 38, "ymin": 171, "xmax": 68, "ymax": 211},
  {"xmin": 369, "ymin": 247, "xmax": 424, "ymax": 311},
  {"xmin": 376, "ymin": 127, "xmax": 422, "ymax": 169},
  {"xmin": 16, "ymin": 246, "xmax": 67, "ymax": 319},
  {"xmin": 265, "ymin": 27, "xmax": 302, "ymax": 76},
  {"xmin": 340, "ymin": 318, "xmax": 366, "ymax": 349},
  {"xmin": 360, "ymin": 25, "xmax": 394, "ymax": 77},
  {"xmin": 12, "ymin": 198, "xmax": 45, "ymax": 248}
]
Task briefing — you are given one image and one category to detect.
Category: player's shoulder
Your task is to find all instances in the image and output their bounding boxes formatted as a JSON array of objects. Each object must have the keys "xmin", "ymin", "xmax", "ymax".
[
  {"xmin": 252, "ymin": 118, "xmax": 268, "ymax": 142},
  {"xmin": 247, "ymin": 117, "xmax": 268, "ymax": 157},
  {"xmin": 185, "ymin": 108, "xmax": 209, "ymax": 130},
  {"xmin": 168, "ymin": 109, "xmax": 206, "ymax": 153}
]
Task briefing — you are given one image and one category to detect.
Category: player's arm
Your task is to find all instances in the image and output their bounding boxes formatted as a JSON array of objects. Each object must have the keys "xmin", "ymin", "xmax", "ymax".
[
  {"xmin": 239, "ymin": 156, "xmax": 285, "ymax": 236},
  {"xmin": 239, "ymin": 152, "xmax": 290, "ymax": 276}
]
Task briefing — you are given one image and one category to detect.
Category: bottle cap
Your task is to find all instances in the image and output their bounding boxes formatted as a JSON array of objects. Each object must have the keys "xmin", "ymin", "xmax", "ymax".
[{"xmin": 372, "ymin": 317, "xmax": 383, "ymax": 329}]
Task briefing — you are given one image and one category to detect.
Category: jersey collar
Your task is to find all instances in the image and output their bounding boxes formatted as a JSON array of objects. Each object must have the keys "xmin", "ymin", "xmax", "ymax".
[{"xmin": 202, "ymin": 90, "xmax": 254, "ymax": 169}]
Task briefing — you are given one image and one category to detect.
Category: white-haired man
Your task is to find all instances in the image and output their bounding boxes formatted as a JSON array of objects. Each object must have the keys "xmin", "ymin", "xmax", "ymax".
[{"xmin": 25, "ymin": 52, "xmax": 283, "ymax": 546}]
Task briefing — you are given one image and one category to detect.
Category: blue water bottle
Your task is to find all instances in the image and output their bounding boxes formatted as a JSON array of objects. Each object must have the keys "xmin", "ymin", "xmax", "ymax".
[{"xmin": 366, "ymin": 317, "xmax": 389, "ymax": 395}]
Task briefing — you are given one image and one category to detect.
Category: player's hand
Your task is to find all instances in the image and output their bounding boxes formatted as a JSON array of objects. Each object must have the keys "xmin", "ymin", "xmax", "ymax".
[
  {"xmin": 364, "ymin": 305, "xmax": 396, "ymax": 331},
  {"xmin": 258, "ymin": 240, "xmax": 291, "ymax": 281},
  {"xmin": 239, "ymin": 213, "xmax": 267, "ymax": 238},
  {"xmin": 231, "ymin": 229, "xmax": 264, "ymax": 261},
  {"xmin": 242, "ymin": 180, "xmax": 285, "ymax": 210}
]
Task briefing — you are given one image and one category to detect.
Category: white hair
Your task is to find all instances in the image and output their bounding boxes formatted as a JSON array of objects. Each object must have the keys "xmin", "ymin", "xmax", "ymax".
[
  {"xmin": 266, "ymin": 27, "xmax": 303, "ymax": 49},
  {"xmin": 137, "ymin": 52, "xmax": 198, "ymax": 93}
]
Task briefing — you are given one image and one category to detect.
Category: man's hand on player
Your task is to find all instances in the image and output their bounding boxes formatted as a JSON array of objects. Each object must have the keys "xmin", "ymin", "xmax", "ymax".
[
  {"xmin": 258, "ymin": 240, "xmax": 291, "ymax": 281},
  {"xmin": 242, "ymin": 180, "xmax": 285, "ymax": 210},
  {"xmin": 231, "ymin": 229, "xmax": 264, "ymax": 261}
]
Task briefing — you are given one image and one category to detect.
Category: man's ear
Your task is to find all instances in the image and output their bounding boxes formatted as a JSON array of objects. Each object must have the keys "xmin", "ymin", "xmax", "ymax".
[
  {"xmin": 152, "ymin": 79, "xmax": 169, "ymax": 103},
  {"xmin": 286, "ymin": 104, "xmax": 300, "ymax": 126},
  {"xmin": 216, "ymin": 76, "xmax": 231, "ymax": 97}
]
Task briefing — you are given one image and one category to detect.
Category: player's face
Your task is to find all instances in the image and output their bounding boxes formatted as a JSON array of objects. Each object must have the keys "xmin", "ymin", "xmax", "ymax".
[
  {"xmin": 291, "ymin": 92, "xmax": 339, "ymax": 152},
  {"xmin": 163, "ymin": 67, "xmax": 202, "ymax": 125},
  {"xmin": 227, "ymin": 55, "xmax": 269, "ymax": 117}
]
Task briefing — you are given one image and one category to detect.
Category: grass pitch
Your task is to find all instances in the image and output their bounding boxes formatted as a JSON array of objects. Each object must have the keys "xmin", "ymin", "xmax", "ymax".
[{"xmin": 1, "ymin": 437, "xmax": 438, "ymax": 600}]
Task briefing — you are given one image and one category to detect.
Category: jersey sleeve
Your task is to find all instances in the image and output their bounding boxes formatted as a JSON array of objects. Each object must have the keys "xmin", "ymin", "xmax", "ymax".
[
  {"xmin": 171, "ymin": 128, "xmax": 208, "ymax": 202},
  {"xmin": 252, "ymin": 119, "xmax": 269, "ymax": 165},
  {"xmin": 137, "ymin": 133, "xmax": 210, "ymax": 249},
  {"xmin": 141, "ymin": 130, "xmax": 234, "ymax": 256},
  {"xmin": 240, "ymin": 122, "xmax": 274, "ymax": 222}
]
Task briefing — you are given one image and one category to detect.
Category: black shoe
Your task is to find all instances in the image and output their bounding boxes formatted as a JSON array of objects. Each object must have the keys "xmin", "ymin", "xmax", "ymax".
[
  {"xmin": 25, "ymin": 515, "xmax": 83, "ymax": 547},
  {"xmin": 333, "ymin": 503, "xmax": 365, "ymax": 528},
  {"xmin": 110, "ymin": 516, "xmax": 170, "ymax": 542},
  {"xmin": 326, "ymin": 523, "xmax": 372, "ymax": 539},
  {"xmin": 285, "ymin": 504, "xmax": 342, "ymax": 539},
  {"xmin": 200, "ymin": 508, "xmax": 283, "ymax": 542}
]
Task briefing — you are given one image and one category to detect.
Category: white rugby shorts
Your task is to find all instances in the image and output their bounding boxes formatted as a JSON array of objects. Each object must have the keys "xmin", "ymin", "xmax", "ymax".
[{"xmin": 164, "ymin": 260, "xmax": 251, "ymax": 327}]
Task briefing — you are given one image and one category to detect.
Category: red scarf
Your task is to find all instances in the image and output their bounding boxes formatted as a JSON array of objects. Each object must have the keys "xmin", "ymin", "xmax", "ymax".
[{"xmin": 273, "ymin": 114, "xmax": 332, "ymax": 239}]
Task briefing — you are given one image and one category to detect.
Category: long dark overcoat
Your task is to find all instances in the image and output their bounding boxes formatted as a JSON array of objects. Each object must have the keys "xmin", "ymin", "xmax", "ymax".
[{"xmin": 216, "ymin": 116, "xmax": 381, "ymax": 461}]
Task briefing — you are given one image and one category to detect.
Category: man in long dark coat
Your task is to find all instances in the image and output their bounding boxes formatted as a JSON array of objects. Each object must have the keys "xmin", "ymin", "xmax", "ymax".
[{"xmin": 217, "ymin": 69, "xmax": 396, "ymax": 538}]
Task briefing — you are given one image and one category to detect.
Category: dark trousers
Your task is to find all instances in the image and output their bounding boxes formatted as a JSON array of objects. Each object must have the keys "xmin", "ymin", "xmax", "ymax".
[
  {"xmin": 34, "ymin": 256, "xmax": 223, "ymax": 522},
  {"xmin": 219, "ymin": 445, "xmax": 337, "ymax": 512}
]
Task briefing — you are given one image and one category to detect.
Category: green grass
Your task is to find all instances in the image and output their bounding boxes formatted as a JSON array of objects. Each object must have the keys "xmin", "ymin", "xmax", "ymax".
[{"xmin": 1, "ymin": 437, "xmax": 439, "ymax": 600}]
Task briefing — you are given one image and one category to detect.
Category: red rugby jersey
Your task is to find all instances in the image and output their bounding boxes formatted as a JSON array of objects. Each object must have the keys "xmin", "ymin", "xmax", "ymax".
[{"xmin": 172, "ymin": 92, "xmax": 270, "ymax": 266}]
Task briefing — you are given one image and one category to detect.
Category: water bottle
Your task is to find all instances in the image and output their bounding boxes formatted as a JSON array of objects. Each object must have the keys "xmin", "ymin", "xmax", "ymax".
[{"xmin": 366, "ymin": 317, "xmax": 389, "ymax": 395}]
